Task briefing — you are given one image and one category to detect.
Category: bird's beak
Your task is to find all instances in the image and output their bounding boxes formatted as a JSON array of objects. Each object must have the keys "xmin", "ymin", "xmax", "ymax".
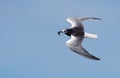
[{"xmin": 58, "ymin": 31, "xmax": 63, "ymax": 36}]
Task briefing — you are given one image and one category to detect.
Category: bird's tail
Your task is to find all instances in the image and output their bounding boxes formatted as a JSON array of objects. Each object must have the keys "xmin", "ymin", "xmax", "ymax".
[{"xmin": 84, "ymin": 32, "xmax": 98, "ymax": 39}]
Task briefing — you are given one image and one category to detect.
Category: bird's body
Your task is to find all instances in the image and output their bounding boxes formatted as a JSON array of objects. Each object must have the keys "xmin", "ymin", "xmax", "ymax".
[{"xmin": 58, "ymin": 17, "xmax": 101, "ymax": 60}]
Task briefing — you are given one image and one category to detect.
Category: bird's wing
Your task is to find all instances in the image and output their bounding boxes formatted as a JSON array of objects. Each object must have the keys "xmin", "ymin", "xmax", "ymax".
[
  {"xmin": 68, "ymin": 44, "xmax": 100, "ymax": 60},
  {"xmin": 66, "ymin": 17, "xmax": 83, "ymax": 28},
  {"xmin": 66, "ymin": 17, "xmax": 101, "ymax": 28}
]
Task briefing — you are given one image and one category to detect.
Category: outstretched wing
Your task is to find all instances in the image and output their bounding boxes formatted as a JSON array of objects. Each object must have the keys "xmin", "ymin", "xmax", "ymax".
[
  {"xmin": 68, "ymin": 45, "xmax": 100, "ymax": 60},
  {"xmin": 66, "ymin": 17, "xmax": 101, "ymax": 28}
]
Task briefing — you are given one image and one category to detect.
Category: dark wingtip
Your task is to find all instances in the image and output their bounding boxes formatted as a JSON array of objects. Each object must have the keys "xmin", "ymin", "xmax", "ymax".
[
  {"xmin": 92, "ymin": 17, "xmax": 102, "ymax": 20},
  {"xmin": 92, "ymin": 56, "xmax": 101, "ymax": 60},
  {"xmin": 96, "ymin": 58, "xmax": 101, "ymax": 60}
]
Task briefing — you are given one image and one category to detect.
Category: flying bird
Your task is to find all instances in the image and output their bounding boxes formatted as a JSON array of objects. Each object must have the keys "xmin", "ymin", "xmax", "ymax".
[{"xmin": 58, "ymin": 17, "xmax": 101, "ymax": 60}]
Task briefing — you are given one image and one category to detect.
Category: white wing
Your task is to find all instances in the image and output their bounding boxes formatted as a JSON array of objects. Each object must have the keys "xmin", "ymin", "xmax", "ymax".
[
  {"xmin": 69, "ymin": 45, "xmax": 100, "ymax": 60},
  {"xmin": 66, "ymin": 17, "xmax": 101, "ymax": 28},
  {"xmin": 75, "ymin": 45, "xmax": 100, "ymax": 60},
  {"xmin": 66, "ymin": 36, "xmax": 100, "ymax": 60}
]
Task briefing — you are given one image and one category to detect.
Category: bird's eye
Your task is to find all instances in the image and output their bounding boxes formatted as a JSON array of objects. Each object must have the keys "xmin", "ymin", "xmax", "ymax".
[
  {"xmin": 63, "ymin": 30, "xmax": 67, "ymax": 33},
  {"xmin": 62, "ymin": 29, "xmax": 67, "ymax": 33}
]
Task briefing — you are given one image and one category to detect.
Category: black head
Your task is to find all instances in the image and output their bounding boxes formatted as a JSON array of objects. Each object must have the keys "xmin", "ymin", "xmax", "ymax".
[{"xmin": 58, "ymin": 28, "xmax": 72, "ymax": 36}]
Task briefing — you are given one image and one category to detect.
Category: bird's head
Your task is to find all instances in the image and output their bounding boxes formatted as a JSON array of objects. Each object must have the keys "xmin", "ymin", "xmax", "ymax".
[{"xmin": 58, "ymin": 28, "xmax": 72, "ymax": 36}]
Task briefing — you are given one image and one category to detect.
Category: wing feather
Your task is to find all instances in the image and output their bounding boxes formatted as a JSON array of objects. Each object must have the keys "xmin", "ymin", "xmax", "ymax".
[
  {"xmin": 68, "ymin": 45, "xmax": 100, "ymax": 60},
  {"xmin": 66, "ymin": 17, "xmax": 101, "ymax": 28}
]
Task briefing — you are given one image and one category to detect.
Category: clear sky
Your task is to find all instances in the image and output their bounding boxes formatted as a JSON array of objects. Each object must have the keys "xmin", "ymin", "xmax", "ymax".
[{"xmin": 0, "ymin": 0, "xmax": 120, "ymax": 78}]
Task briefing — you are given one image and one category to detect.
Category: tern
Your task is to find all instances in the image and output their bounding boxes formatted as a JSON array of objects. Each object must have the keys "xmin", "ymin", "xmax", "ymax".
[{"xmin": 58, "ymin": 17, "xmax": 101, "ymax": 60}]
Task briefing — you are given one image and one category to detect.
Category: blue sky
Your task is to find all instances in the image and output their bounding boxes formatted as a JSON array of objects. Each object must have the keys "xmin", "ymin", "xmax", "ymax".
[{"xmin": 0, "ymin": 0, "xmax": 120, "ymax": 78}]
